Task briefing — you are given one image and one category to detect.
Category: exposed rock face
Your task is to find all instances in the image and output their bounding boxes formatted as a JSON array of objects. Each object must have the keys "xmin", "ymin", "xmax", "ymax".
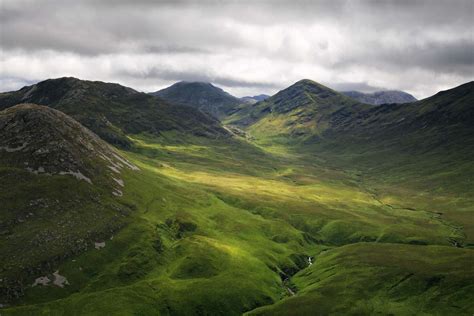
[
  {"xmin": 341, "ymin": 90, "xmax": 417, "ymax": 105},
  {"xmin": 0, "ymin": 103, "xmax": 137, "ymax": 183}
]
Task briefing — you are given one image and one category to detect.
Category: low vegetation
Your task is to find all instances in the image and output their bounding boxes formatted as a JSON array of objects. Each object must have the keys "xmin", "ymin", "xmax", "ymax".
[{"xmin": 0, "ymin": 79, "xmax": 472, "ymax": 315}]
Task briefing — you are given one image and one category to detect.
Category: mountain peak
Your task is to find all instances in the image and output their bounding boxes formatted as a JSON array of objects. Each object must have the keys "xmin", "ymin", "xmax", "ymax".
[
  {"xmin": 0, "ymin": 78, "xmax": 229, "ymax": 147},
  {"xmin": 284, "ymin": 79, "xmax": 339, "ymax": 98},
  {"xmin": 262, "ymin": 79, "xmax": 344, "ymax": 114},
  {"xmin": 176, "ymin": 81, "xmax": 215, "ymax": 87},
  {"xmin": 227, "ymin": 78, "xmax": 362, "ymax": 132},
  {"xmin": 152, "ymin": 81, "xmax": 241, "ymax": 119},
  {"xmin": 294, "ymin": 78, "xmax": 319, "ymax": 86}
]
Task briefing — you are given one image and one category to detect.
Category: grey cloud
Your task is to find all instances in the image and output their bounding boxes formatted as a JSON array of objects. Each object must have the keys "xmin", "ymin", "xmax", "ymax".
[
  {"xmin": 116, "ymin": 67, "xmax": 280, "ymax": 90},
  {"xmin": 1, "ymin": 0, "xmax": 472, "ymax": 98},
  {"xmin": 0, "ymin": 77, "xmax": 38, "ymax": 93},
  {"xmin": 333, "ymin": 38, "xmax": 474, "ymax": 76},
  {"xmin": 328, "ymin": 82, "xmax": 384, "ymax": 93}
]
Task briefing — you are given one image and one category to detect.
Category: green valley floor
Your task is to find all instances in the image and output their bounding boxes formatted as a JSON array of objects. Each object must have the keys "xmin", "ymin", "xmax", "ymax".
[{"xmin": 3, "ymin": 133, "xmax": 474, "ymax": 315}]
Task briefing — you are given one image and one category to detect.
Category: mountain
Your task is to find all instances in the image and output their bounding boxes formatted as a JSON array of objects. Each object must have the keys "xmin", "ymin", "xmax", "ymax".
[
  {"xmin": 341, "ymin": 90, "xmax": 417, "ymax": 105},
  {"xmin": 240, "ymin": 94, "xmax": 270, "ymax": 104},
  {"xmin": 2, "ymin": 80, "xmax": 473, "ymax": 315},
  {"xmin": 0, "ymin": 104, "xmax": 138, "ymax": 302},
  {"xmin": 327, "ymin": 81, "xmax": 474, "ymax": 143},
  {"xmin": 227, "ymin": 79, "xmax": 369, "ymax": 141},
  {"xmin": 0, "ymin": 78, "xmax": 229, "ymax": 148},
  {"xmin": 229, "ymin": 79, "xmax": 473, "ymax": 147},
  {"xmin": 151, "ymin": 81, "xmax": 242, "ymax": 119},
  {"xmin": 228, "ymin": 80, "xmax": 474, "ymax": 315}
]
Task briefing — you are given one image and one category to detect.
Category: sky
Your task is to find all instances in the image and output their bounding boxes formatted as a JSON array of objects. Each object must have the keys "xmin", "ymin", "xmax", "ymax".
[{"xmin": 0, "ymin": 0, "xmax": 473, "ymax": 98}]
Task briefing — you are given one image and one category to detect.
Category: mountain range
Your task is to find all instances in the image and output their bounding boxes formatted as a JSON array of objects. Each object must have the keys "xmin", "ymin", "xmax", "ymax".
[
  {"xmin": 341, "ymin": 90, "xmax": 417, "ymax": 105},
  {"xmin": 0, "ymin": 77, "xmax": 473, "ymax": 315},
  {"xmin": 0, "ymin": 78, "xmax": 229, "ymax": 149}
]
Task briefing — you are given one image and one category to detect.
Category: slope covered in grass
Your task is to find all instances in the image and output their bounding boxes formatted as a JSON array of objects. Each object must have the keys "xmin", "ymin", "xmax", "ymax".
[
  {"xmin": 225, "ymin": 79, "xmax": 368, "ymax": 144},
  {"xmin": 249, "ymin": 243, "xmax": 474, "ymax": 315},
  {"xmin": 3, "ymin": 128, "xmax": 473, "ymax": 314},
  {"xmin": 0, "ymin": 104, "xmax": 139, "ymax": 302},
  {"xmin": 0, "ymin": 78, "xmax": 229, "ymax": 148},
  {"xmin": 1, "ymin": 81, "xmax": 473, "ymax": 315}
]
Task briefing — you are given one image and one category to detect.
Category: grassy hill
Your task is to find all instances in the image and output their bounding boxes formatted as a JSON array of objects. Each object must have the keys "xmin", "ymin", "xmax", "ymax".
[
  {"xmin": 249, "ymin": 243, "xmax": 474, "ymax": 315},
  {"xmin": 0, "ymin": 78, "xmax": 229, "ymax": 148},
  {"xmin": 0, "ymin": 104, "xmax": 139, "ymax": 303},
  {"xmin": 1, "ymin": 80, "xmax": 473, "ymax": 315},
  {"xmin": 4, "ymin": 128, "xmax": 473, "ymax": 314},
  {"xmin": 152, "ymin": 81, "xmax": 242, "ymax": 119},
  {"xmin": 225, "ymin": 79, "xmax": 369, "ymax": 145}
]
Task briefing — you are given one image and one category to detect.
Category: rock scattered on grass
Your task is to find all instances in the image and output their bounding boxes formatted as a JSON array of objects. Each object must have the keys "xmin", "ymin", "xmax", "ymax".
[{"xmin": 95, "ymin": 241, "xmax": 106, "ymax": 250}]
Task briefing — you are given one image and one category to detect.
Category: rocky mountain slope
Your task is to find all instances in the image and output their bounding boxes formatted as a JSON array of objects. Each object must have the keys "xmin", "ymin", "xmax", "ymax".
[
  {"xmin": 151, "ymin": 81, "xmax": 242, "ymax": 119},
  {"xmin": 341, "ymin": 90, "xmax": 417, "ymax": 105},
  {"xmin": 0, "ymin": 78, "xmax": 229, "ymax": 148},
  {"xmin": 0, "ymin": 104, "xmax": 138, "ymax": 303}
]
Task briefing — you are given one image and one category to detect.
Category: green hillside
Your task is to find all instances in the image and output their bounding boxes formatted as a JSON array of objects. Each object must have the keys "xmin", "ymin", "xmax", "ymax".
[
  {"xmin": 0, "ymin": 80, "xmax": 473, "ymax": 315},
  {"xmin": 0, "ymin": 104, "xmax": 139, "ymax": 303},
  {"xmin": 225, "ymin": 79, "xmax": 369, "ymax": 145},
  {"xmin": 0, "ymin": 78, "xmax": 229, "ymax": 148}
]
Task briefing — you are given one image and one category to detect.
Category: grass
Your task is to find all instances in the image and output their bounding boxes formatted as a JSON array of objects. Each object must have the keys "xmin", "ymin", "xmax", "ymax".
[
  {"xmin": 2, "ymin": 128, "xmax": 473, "ymax": 315},
  {"xmin": 248, "ymin": 243, "xmax": 474, "ymax": 315}
]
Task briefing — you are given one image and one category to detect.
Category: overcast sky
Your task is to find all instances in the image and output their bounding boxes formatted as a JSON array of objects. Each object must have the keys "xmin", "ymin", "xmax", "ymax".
[{"xmin": 1, "ymin": 0, "xmax": 473, "ymax": 98}]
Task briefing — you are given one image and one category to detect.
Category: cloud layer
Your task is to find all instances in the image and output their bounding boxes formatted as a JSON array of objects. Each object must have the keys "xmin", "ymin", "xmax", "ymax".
[{"xmin": 1, "ymin": 0, "xmax": 473, "ymax": 98}]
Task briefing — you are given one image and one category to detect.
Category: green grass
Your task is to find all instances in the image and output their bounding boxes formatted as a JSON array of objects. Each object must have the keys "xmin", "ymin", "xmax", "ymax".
[
  {"xmin": 248, "ymin": 243, "xmax": 474, "ymax": 315},
  {"xmin": 2, "ymin": 128, "xmax": 473, "ymax": 315}
]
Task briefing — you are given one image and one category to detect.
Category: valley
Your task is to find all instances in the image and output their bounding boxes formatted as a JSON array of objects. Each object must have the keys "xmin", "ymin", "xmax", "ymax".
[{"xmin": 0, "ymin": 79, "xmax": 473, "ymax": 315}]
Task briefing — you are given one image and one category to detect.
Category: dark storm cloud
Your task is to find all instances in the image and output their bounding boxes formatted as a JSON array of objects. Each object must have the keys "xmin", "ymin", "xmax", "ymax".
[{"xmin": 1, "ymin": 0, "xmax": 473, "ymax": 97}]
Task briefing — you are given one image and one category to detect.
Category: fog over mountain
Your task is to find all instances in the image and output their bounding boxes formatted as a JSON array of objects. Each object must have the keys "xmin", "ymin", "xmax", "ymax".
[{"xmin": 1, "ymin": 0, "xmax": 473, "ymax": 98}]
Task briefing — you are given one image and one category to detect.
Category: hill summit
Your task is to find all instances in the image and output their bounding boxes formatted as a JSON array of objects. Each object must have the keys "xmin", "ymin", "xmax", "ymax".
[
  {"xmin": 227, "ymin": 79, "xmax": 366, "ymax": 139},
  {"xmin": 0, "ymin": 104, "xmax": 139, "ymax": 301},
  {"xmin": 0, "ymin": 77, "xmax": 229, "ymax": 148},
  {"xmin": 0, "ymin": 103, "xmax": 137, "ymax": 184},
  {"xmin": 152, "ymin": 81, "xmax": 242, "ymax": 119}
]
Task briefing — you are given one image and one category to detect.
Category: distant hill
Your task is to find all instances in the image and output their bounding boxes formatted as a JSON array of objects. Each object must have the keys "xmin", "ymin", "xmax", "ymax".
[
  {"xmin": 151, "ymin": 81, "xmax": 242, "ymax": 119},
  {"xmin": 0, "ymin": 78, "xmax": 229, "ymax": 148},
  {"xmin": 227, "ymin": 79, "xmax": 368, "ymax": 140},
  {"xmin": 240, "ymin": 94, "xmax": 270, "ymax": 104},
  {"xmin": 329, "ymin": 82, "xmax": 473, "ymax": 137},
  {"xmin": 0, "ymin": 104, "xmax": 138, "ymax": 301},
  {"xmin": 341, "ymin": 90, "xmax": 417, "ymax": 105},
  {"xmin": 228, "ymin": 78, "xmax": 474, "ymax": 156}
]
